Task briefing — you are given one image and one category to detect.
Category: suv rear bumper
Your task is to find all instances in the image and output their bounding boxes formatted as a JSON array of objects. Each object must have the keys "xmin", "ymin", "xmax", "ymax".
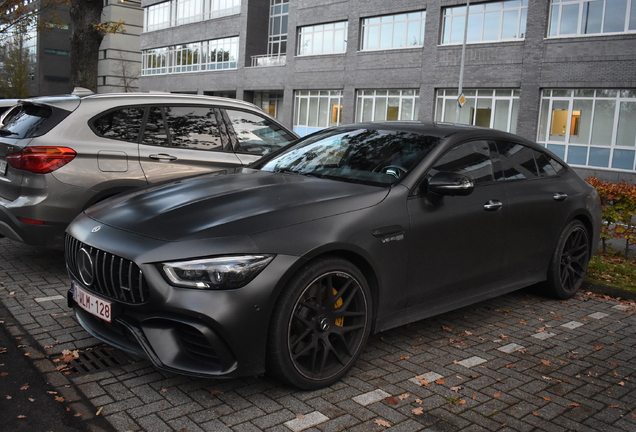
[{"xmin": 0, "ymin": 205, "xmax": 66, "ymax": 249}]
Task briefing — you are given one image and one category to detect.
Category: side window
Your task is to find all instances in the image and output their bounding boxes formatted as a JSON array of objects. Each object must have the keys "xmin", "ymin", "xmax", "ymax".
[
  {"xmin": 142, "ymin": 106, "xmax": 169, "ymax": 146},
  {"xmin": 93, "ymin": 107, "xmax": 145, "ymax": 142},
  {"xmin": 164, "ymin": 106, "xmax": 223, "ymax": 151},
  {"xmin": 142, "ymin": 106, "xmax": 224, "ymax": 151},
  {"xmin": 224, "ymin": 109, "xmax": 295, "ymax": 155},
  {"xmin": 496, "ymin": 141, "xmax": 538, "ymax": 180},
  {"xmin": 534, "ymin": 149, "xmax": 566, "ymax": 177},
  {"xmin": 496, "ymin": 141, "xmax": 566, "ymax": 180},
  {"xmin": 427, "ymin": 140, "xmax": 495, "ymax": 185}
]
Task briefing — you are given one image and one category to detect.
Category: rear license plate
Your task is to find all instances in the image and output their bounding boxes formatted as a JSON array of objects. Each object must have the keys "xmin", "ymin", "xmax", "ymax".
[
  {"xmin": 72, "ymin": 281, "xmax": 112, "ymax": 323},
  {"xmin": 0, "ymin": 159, "xmax": 6, "ymax": 176}
]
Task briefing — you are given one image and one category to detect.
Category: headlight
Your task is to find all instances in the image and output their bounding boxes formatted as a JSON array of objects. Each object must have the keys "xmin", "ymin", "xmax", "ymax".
[{"xmin": 162, "ymin": 255, "xmax": 274, "ymax": 290}]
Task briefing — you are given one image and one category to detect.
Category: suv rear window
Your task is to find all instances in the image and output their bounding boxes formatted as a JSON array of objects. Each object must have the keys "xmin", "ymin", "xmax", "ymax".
[{"xmin": 0, "ymin": 103, "xmax": 52, "ymax": 139}]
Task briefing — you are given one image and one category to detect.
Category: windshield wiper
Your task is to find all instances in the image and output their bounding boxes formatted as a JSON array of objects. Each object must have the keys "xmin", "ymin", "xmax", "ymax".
[{"xmin": 0, "ymin": 129, "xmax": 18, "ymax": 136}]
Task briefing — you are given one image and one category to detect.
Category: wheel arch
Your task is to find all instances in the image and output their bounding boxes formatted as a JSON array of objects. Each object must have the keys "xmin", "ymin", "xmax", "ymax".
[{"xmin": 267, "ymin": 245, "xmax": 381, "ymax": 334}]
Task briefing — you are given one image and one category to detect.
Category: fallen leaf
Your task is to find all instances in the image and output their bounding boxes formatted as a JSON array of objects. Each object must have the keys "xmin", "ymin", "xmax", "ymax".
[
  {"xmin": 55, "ymin": 396, "xmax": 65, "ymax": 402},
  {"xmin": 296, "ymin": 414, "xmax": 305, "ymax": 419},
  {"xmin": 469, "ymin": 374, "xmax": 479, "ymax": 379},
  {"xmin": 96, "ymin": 407, "xmax": 104, "ymax": 416},
  {"xmin": 17, "ymin": 415, "xmax": 26, "ymax": 419},
  {"xmin": 434, "ymin": 379, "xmax": 446, "ymax": 385},
  {"xmin": 28, "ymin": 398, "xmax": 35, "ymax": 402},
  {"xmin": 399, "ymin": 356, "xmax": 410, "ymax": 360},
  {"xmin": 46, "ymin": 391, "xmax": 57, "ymax": 395},
  {"xmin": 374, "ymin": 419, "xmax": 391, "ymax": 427},
  {"xmin": 20, "ymin": 385, "xmax": 29, "ymax": 391},
  {"xmin": 442, "ymin": 326, "xmax": 454, "ymax": 332},
  {"xmin": 493, "ymin": 393, "xmax": 501, "ymax": 398},
  {"xmin": 1, "ymin": 372, "xmax": 8, "ymax": 377},
  {"xmin": 59, "ymin": 349, "xmax": 80, "ymax": 363},
  {"xmin": 161, "ymin": 388, "xmax": 168, "ymax": 393},
  {"xmin": 415, "ymin": 399, "xmax": 423, "ymax": 404},
  {"xmin": 609, "ymin": 405, "xmax": 619, "ymax": 408},
  {"xmin": 450, "ymin": 386, "xmax": 462, "ymax": 392},
  {"xmin": 568, "ymin": 403, "xmax": 580, "ymax": 407},
  {"xmin": 471, "ymin": 395, "xmax": 477, "ymax": 400},
  {"xmin": 463, "ymin": 331, "xmax": 472, "ymax": 336},
  {"xmin": 619, "ymin": 382, "xmax": 625, "ymax": 386},
  {"xmin": 542, "ymin": 397, "xmax": 552, "ymax": 402},
  {"xmin": 541, "ymin": 359, "xmax": 552, "ymax": 367},
  {"xmin": 595, "ymin": 346, "xmax": 603, "ymax": 351},
  {"xmin": 505, "ymin": 364, "xmax": 516, "ymax": 368},
  {"xmin": 410, "ymin": 345, "xmax": 422, "ymax": 350},
  {"xmin": 412, "ymin": 407, "xmax": 424, "ymax": 415},
  {"xmin": 532, "ymin": 411, "xmax": 539, "ymax": 416},
  {"xmin": 398, "ymin": 393, "xmax": 410, "ymax": 400},
  {"xmin": 385, "ymin": 396, "xmax": 399, "ymax": 405},
  {"xmin": 210, "ymin": 390, "xmax": 221, "ymax": 395},
  {"xmin": 74, "ymin": 413, "xmax": 82, "ymax": 417}
]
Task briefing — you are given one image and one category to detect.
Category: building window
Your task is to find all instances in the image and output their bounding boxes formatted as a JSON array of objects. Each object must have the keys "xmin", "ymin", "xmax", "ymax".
[
  {"xmin": 142, "ymin": 37, "xmax": 238, "ymax": 75},
  {"xmin": 436, "ymin": 89, "xmax": 520, "ymax": 133},
  {"xmin": 537, "ymin": 89, "xmax": 636, "ymax": 171},
  {"xmin": 293, "ymin": 90, "xmax": 343, "ymax": 136},
  {"xmin": 173, "ymin": 43, "xmax": 201, "ymax": 72},
  {"xmin": 145, "ymin": 1, "xmax": 172, "ymax": 32},
  {"xmin": 441, "ymin": 0, "xmax": 527, "ymax": 44},
  {"xmin": 175, "ymin": 0, "xmax": 204, "ymax": 26},
  {"xmin": 142, "ymin": 47, "xmax": 169, "ymax": 75},
  {"xmin": 548, "ymin": 0, "xmax": 636, "ymax": 37},
  {"xmin": 360, "ymin": 11, "xmax": 426, "ymax": 51},
  {"xmin": 356, "ymin": 90, "xmax": 420, "ymax": 122},
  {"xmin": 269, "ymin": 0, "xmax": 289, "ymax": 56},
  {"xmin": 297, "ymin": 22, "xmax": 348, "ymax": 56},
  {"xmin": 144, "ymin": 0, "xmax": 241, "ymax": 32},
  {"xmin": 254, "ymin": 92, "xmax": 283, "ymax": 118},
  {"xmin": 203, "ymin": 37, "xmax": 239, "ymax": 70}
]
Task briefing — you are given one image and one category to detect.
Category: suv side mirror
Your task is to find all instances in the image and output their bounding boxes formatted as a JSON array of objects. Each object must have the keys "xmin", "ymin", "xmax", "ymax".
[{"xmin": 428, "ymin": 171, "xmax": 474, "ymax": 196}]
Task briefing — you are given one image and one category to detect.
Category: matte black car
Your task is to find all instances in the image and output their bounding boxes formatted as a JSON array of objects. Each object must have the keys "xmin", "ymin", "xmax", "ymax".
[{"xmin": 65, "ymin": 122, "xmax": 602, "ymax": 389}]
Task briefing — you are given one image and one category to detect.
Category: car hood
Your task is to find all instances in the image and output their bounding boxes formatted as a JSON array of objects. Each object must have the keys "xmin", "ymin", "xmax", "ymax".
[{"xmin": 86, "ymin": 170, "xmax": 390, "ymax": 242}]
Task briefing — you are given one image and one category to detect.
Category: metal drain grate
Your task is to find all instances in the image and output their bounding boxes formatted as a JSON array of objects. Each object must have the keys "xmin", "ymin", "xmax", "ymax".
[{"xmin": 68, "ymin": 345, "xmax": 134, "ymax": 374}]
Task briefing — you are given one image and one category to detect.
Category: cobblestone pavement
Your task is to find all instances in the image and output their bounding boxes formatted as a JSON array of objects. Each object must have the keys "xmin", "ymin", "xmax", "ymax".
[{"xmin": 1, "ymin": 238, "xmax": 635, "ymax": 432}]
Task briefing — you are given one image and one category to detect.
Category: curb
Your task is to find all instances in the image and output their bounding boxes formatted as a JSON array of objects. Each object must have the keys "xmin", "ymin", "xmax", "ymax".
[{"xmin": 582, "ymin": 280, "xmax": 636, "ymax": 301}]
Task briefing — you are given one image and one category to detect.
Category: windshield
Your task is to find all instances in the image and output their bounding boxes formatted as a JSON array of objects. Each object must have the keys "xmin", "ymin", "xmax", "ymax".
[
  {"xmin": 0, "ymin": 103, "xmax": 52, "ymax": 138},
  {"xmin": 256, "ymin": 128, "xmax": 440, "ymax": 186}
]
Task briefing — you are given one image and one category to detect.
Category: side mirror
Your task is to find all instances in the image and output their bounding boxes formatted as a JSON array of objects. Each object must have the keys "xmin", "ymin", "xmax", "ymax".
[{"xmin": 428, "ymin": 171, "xmax": 474, "ymax": 196}]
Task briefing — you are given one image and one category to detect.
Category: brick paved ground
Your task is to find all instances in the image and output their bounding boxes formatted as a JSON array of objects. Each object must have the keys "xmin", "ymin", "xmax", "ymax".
[{"xmin": 0, "ymin": 237, "xmax": 635, "ymax": 432}]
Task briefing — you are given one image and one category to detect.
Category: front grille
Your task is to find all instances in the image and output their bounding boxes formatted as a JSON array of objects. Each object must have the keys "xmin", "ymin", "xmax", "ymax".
[{"xmin": 65, "ymin": 234, "xmax": 150, "ymax": 304}]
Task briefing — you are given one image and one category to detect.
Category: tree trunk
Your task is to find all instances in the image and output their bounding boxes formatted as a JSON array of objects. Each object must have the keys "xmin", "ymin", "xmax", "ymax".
[{"xmin": 69, "ymin": 0, "xmax": 104, "ymax": 92}]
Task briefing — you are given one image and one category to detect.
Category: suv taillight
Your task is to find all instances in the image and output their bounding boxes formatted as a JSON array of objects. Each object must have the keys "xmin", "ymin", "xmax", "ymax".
[{"xmin": 6, "ymin": 146, "xmax": 76, "ymax": 174}]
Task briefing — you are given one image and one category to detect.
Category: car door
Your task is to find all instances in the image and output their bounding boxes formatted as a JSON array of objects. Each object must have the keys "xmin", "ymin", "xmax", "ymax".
[
  {"xmin": 494, "ymin": 141, "xmax": 572, "ymax": 278},
  {"xmin": 406, "ymin": 140, "xmax": 507, "ymax": 308},
  {"xmin": 138, "ymin": 105, "xmax": 243, "ymax": 183}
]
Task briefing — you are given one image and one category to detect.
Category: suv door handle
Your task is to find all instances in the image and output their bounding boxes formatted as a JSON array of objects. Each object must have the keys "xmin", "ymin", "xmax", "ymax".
[
  {"xmin": 484, "ymin": 200, "xmax": 503, "ymax": 211},
  {"xmin": 149, "ymin": 153, "xmax": 177, "ymax": 161},
  {"xmin": 553, "ymin": 193, "xmax": 568, "ymax": 201}
]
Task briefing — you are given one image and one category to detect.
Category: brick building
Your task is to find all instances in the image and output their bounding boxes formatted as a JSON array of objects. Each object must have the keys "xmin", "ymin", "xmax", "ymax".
[{"xmin": 139, "ymin": 0, "xmax": 636, "ymax": 181}]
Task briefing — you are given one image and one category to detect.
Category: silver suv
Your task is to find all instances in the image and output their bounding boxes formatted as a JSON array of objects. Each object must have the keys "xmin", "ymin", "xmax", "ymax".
[{"xmin": 0, "ymin": 91, "xmax": 297, "ymax": 249}]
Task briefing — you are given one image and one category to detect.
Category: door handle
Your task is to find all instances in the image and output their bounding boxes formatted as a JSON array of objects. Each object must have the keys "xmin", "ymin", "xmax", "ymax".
[
  {"xmin": 149, "ymin": 153, "xmax": 177, "ymax": 161},
  {"xmin": 553, "ymin": 193, "xmax": 568, "ymax": 201},
  {"xmin": 484, "ymin": 200, "xmax": 503, "ymax": 211}
]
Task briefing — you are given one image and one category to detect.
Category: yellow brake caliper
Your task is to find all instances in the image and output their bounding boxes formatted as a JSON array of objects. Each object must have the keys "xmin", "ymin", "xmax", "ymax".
[{"xmin": 333, "ymin": 288, "xmax": 344, "ymax": 327}]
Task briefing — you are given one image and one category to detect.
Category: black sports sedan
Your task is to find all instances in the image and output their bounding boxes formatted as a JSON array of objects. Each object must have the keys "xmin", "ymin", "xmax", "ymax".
[{"xmin": 65, "ymin": 122, "xmax": 602, "ymax": 389}]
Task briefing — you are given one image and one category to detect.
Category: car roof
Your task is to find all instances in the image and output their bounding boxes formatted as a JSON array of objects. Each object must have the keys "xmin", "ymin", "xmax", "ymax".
[
  {"xmin": 19, "ymin": 91, "xmax": 267, "ymax": 114},
  {"xmin": 334, "ymin": 121, "xmax": 533, "ymax": 143}
]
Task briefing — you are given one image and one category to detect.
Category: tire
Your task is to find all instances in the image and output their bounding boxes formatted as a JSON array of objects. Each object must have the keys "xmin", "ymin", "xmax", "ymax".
[
  {"xmin": 544, "ymin": 220, "xmax": 591, "ymax": 299},
  {"xmin": 267, "ymin": 257, "xmax": 372, "ymax": 390}
]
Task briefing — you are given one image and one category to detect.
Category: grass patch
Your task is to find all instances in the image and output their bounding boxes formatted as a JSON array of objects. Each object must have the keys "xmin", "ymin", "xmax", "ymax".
[{"xmin": 586, "ymin": 250, "xmax": 636, "ymax": 292}]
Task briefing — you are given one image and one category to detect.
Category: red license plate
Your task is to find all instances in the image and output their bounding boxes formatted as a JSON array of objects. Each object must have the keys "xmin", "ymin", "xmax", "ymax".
[{"xmin": 72, "ymin": 281, "xmax": 112, "ymax": 323}]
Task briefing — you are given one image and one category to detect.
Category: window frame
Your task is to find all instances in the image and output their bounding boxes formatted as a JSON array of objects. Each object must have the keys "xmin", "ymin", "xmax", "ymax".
[
  {"xmin": 547, "ymin": 0, "xmax": 636, "ymax": 38},
  {"xmin": 360, "ymin": 11, "xmax": 426, "ymax": 51},
  {"xmin": 296, "ymin": 21, "xmax": 348, "ymax": 56}
]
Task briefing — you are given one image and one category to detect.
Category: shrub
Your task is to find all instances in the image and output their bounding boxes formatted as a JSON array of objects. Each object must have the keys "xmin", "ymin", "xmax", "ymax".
[{"xmin": 585, "ymin": 176, "xmax": 636, "ymax": 257}]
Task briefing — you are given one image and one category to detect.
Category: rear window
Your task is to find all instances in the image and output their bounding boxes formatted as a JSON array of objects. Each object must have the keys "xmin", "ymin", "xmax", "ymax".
[{"xmin": 0, "ymin": 104, "xmax": 52, "ymax": 139}]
